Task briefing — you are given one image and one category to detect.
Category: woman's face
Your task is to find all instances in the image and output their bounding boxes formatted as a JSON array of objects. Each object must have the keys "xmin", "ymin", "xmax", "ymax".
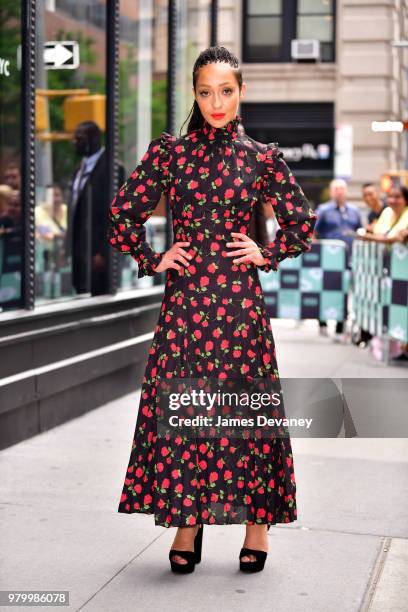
[
  {"xmin": 387, "ymin": 187, "xmax": 406, "ymax": 211},
  {"xmin": 193, "ymin": 62, "xmax": 246, "ymax": 128},
  {"xmin": 53, "ymin": 187, "xmax": 63, "ymax": 208}
]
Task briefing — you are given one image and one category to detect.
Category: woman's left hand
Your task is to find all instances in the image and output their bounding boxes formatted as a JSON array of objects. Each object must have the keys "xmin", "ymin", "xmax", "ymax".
[{"xmin": 226, "ymin": 232, "xmax": 269, "ymax": 266}]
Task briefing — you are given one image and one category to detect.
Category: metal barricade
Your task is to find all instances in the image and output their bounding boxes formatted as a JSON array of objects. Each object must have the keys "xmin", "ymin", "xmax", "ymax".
[
  {"xmin": 351, "ymin": 240, "xmax": 408, "ymax": 351},
  {"xmin": 259, "ymin": 239, "xmax": 351, "ymax": 321}
]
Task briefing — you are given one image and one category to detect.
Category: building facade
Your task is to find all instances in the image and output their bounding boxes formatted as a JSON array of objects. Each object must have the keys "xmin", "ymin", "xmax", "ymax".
[{"xmin": 219, "ymin": 0, "xmax": 408, "ymax": 204}]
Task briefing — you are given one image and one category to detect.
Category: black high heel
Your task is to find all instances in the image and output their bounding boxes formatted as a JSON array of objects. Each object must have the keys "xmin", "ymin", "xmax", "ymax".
[
  {"xmin": 239, "ymin": 524, "xmax": 270, "ymax": 573},
  {"xmin": 169, "ymin": 524, "xmax": 204, "ymax": 574}
]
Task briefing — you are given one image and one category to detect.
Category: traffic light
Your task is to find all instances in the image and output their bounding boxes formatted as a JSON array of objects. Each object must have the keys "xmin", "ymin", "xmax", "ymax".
[
  {"xmin": 35, "ymin": 94, "xmax": 50, "ymax": 132},
  {"xmin": 64, "ymin": 94, "xmax": 106, "ymax": 133},
  {"xmin": 35, "ymin": 89, "xmax": 106, "ymax": 141}
]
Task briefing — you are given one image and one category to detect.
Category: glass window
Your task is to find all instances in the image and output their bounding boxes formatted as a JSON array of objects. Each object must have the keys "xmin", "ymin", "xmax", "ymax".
[
  {"xmin": 0, "ymin": 2, "xmax": 23, "ymax": 312},
  {"xmin": 117, "ymin": 0, "xmax": 169, "ymax": 291},
  {"xmin": 247, "ymin": 17, "xmax": 282, "ymax": 62},
  {"xmin": 35, "ymin": 0, "xmax": 108, "ymax": 303},
  {"xmin": 297, "ymin": 0, "xmax": 334, "ymax": 61},
  {"xmin": 298, "ymin": 15, "xmax": 333, "ymax": 41},
  {"xmin": 175, "ymin": 0, "xmax": 211, "ymax": 134},
  {"xmin": 298, "ymin": 0, "xmax": 332, "ymax": 14},
  {"xmin": 243, "ymin": 0, "xmax": 283, "ymax": 62},
  {"xmin": 243, "ymin": 0, "xmax": 335, "ymax": 63},
  {"xmin": 247, "ymin": 0, "xmax": 282, "ymax": 15}
]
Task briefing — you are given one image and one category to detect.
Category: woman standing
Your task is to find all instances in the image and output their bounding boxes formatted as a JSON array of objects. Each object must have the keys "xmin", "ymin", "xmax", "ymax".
[
  {"xmin": 356, "ymin": 184, "xmax": 408, "ymax": 361},
  {"xmin": 108, "ymin": 46, "xmax": 317, "ymax": 573}
]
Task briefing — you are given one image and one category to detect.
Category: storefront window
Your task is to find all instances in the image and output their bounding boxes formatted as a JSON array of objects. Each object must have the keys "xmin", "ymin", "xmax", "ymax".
[
  {"xmin": 117, "ymin": 0, "xmax": 169, "ymax": 291},
  {"xmin": 0, "ymin": 2, "xmax": 23, "ymax": 312},
  {"xmin": 35, "ymin": 0, "xmax": 107, "ymax": 303}
]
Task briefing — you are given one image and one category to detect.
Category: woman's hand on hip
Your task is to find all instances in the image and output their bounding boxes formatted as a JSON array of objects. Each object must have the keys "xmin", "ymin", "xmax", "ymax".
[
  {"xmin": 155, "ymin": 241, "xmax": 193, "ymax": 273},
  {"xmin": 226, "ymin": 232, "xmax": 269, "ymax": 267}
]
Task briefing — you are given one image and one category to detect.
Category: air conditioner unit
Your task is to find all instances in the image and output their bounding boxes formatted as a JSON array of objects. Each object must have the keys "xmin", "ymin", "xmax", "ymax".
[{"xmin": 291, "ymin": 39, "xmax": 320, "ymax": 60}]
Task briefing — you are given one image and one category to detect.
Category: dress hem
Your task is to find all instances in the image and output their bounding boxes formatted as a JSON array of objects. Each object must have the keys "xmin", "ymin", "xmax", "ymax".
[{"xmin": 117, "ymin": 505, "xmax": 297, "ymax": 528}]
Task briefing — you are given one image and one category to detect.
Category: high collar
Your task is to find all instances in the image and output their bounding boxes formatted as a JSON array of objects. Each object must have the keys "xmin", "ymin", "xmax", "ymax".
[{"xmin": 201, "ymin": 114, "xmax": 242, "ymax": 144}]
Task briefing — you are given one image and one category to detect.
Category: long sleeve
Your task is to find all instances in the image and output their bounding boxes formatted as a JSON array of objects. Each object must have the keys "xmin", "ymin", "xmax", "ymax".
[
  {"xmin": 255, "ymin": 143, "xmax": 317, "ymax": 273},
  {"xmin": 107, "ymin": 131, "xmax": 174, "ymax": 278}
]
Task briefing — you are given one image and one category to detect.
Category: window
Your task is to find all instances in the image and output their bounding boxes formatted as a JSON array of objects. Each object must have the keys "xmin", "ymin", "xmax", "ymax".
[
  {"xmin": 0, "ymin": 2, "xmax": 23, "ymax": 312},
  {"xmin": 243, "ymin": 0, "xmax": 283, "ymax": 62},
  {"xmin": 243, "ymin": 0, "xmax": 335, "ymax": 63},
  {"xmin": 34, "ymin": 0, "xmax": 108, "ymax": 303},
  {"xmin": 117, "ymin": 0, "xmax": 169, "ymax": 291},
  {"xmin": 175, "ymin": 0, "xmax": 212, "ymax": 135},
  {"xmin": 297, "ymin": 0, "xmax": 335, "ymax": 62}
]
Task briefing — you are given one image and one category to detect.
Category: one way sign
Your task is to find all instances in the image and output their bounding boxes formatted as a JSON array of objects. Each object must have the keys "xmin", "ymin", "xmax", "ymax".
[{"xmin": 44, "ymin": 41, "xmax": 79, "ymax": 69}]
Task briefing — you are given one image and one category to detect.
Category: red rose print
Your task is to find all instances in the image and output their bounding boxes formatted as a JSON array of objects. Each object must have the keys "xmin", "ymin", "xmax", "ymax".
[{"xmin": 111, "ymin": 117, "xmax": 316, "ymax": 527}]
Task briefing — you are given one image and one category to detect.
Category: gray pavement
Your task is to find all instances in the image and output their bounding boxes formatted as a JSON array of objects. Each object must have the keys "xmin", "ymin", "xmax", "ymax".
[{"xmin": 1, "ymin": 319, "xmax": 407, "ymax": 611}]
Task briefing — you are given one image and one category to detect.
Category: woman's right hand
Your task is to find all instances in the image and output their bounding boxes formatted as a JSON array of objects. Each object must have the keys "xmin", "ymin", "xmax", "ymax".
[{"xmin": 155, "ymin": 241, "xmax": 193, "ymax": 273}]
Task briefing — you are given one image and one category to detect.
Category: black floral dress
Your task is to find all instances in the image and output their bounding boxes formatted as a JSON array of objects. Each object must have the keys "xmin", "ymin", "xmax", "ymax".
[{"xmin": 108, "ymin": 114, "xmax": 317, "ymax": 528}]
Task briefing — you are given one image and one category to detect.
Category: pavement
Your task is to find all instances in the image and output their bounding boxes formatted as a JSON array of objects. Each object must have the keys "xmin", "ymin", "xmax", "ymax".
[{"xmin": 1, "ymin": 319, "xmax": 407, "ymax": 612}]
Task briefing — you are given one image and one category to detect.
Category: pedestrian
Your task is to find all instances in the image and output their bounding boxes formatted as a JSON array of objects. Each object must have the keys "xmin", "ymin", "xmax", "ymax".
[
  {"xmin": 68, "ymin": 121, "xmax": 125, "ymax": 296},
  {"xmin": 353, "ymin": 181, "xmax": 387, "ymax": 347},
  {"xmin": 360, "ymin": 184, "xmax": 408, "ymax": 243},
  {"xmin": 362, "ymin": 182, "xmax": 387, "ymax": 232},
  {"xmin": 108, "ymin": 45, "xmax": 316, "ymax": 574},
  {"xmin": 314, "ymin": 178, "xmax": 363, "ymax": 338},
  {"xmin": 356, "ymin": 184, "xmax": 408, "ymax": 361}
]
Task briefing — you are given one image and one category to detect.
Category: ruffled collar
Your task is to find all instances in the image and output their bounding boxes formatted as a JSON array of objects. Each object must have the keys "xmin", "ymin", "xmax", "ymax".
[{"xmin": 200, "ymin": 113, "xmax": 242, "ymax": 144}]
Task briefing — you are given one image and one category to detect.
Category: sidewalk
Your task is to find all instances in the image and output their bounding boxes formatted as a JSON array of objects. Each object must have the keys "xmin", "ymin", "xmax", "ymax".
[{"xmin": 1, "ymin": 320, "xmax": 407, "ymax": 611}]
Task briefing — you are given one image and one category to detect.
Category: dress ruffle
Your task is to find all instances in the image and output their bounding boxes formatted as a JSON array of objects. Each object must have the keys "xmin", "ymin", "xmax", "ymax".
[{"xmin": 157, "ymin": 130, "xmax": 175, "ymax": 185}]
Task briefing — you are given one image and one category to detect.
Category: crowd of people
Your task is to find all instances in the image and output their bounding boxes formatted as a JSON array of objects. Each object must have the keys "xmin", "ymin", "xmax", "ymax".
[{"xmin": 311, "ymin": 177, "xmax": 408, "ymax": 361}]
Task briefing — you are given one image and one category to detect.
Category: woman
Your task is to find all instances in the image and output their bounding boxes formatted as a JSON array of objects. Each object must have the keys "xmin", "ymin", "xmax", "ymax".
[
  {"xmin": 357, "ymin": 184, "xmax": 408, "ymax": 244},
  {"xmin": 108, "ymin": 46, "xmax": 316, "ymax": 574},
  {"xmin": 356, "ymin": 184, "xmax": 408, "ymax": 360},
  {"xmin": 35, "ymin": 185, "xmax": 68, "ymax": 242}
]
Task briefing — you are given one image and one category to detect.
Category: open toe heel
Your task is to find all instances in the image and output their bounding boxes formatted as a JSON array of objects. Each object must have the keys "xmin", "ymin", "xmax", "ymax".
[
  {"xmin": 169, "ymin": 525, "xmax": 204, "ymax": 573},
  {"xmin": 239, "ymin": 547, "xmax": 268, "ymax": 573},
  {"xmin": 239, "ymin": 524, "xmax": 270, "ymax": 573}
]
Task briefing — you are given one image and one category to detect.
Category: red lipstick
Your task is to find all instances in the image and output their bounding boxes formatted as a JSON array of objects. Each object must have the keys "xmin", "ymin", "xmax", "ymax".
[{"xmin": 211, "ymin": 113, "xmax": 226, "ymax": 119}]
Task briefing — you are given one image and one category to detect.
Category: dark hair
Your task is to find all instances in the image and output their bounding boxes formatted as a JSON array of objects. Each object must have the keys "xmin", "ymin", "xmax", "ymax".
[
  {"xmin": 362, "ymin": 182, "xmax": 375, "ymax": 189},
  {"xmin": 179, "ymin": 46, "xmax": 242, "ymax": 137},
  {"xmin": 75, "ymin": 121, "xmax": 101, "ymax": 149},
  {"xmin": 395, "ymin": 184, "xmax": 408, "ymax": 206}
]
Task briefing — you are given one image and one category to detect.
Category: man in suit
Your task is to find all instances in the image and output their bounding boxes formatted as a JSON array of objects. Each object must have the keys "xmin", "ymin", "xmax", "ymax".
[{"xmin": 67, "ymin": 121, "xmax": 125, "ymax": 295}]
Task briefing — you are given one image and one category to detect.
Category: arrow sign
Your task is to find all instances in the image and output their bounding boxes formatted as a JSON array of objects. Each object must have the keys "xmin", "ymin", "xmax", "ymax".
[{"xmin": 44, "ymin": 41, "xmax": 79, "ymax": 69}]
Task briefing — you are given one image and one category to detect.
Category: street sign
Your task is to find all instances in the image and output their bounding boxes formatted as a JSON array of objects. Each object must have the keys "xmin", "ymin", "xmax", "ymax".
[{"xmin": 44, "ymin": 41, "xmax": 79, "ymax": 69}]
